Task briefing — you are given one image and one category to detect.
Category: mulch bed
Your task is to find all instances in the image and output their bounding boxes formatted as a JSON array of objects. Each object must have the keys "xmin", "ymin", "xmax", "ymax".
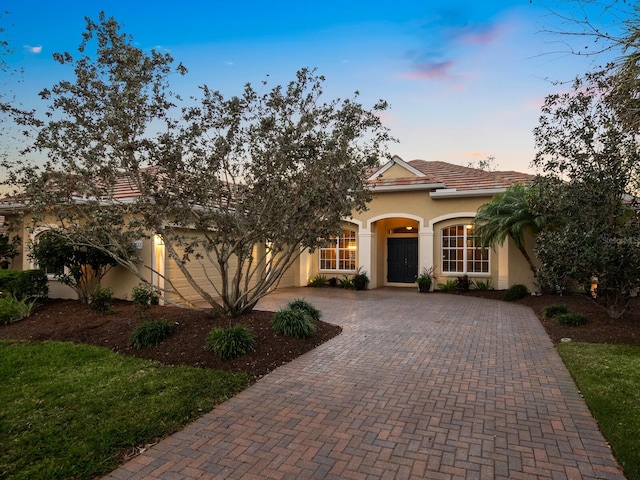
[
  {"xmin": 1, "ymin": 291, "xmax": 638, "ymax": 381},
  {"xmin": 0, "ymin": 299, "xmax": 341, "ymax": 380}
]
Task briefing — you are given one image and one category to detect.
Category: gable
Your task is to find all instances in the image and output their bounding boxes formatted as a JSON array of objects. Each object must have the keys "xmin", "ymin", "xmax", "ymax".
[{"xmin": 382, "ymin": 163, "xmax": 419, "ymax": 179}]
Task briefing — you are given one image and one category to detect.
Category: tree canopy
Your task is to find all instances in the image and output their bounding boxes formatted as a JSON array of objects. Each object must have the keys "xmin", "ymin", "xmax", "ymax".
[
  {"xmin": 532, "ymin": 69, "xmax": 640, "ymax": 319},
  {"xmin": 2, "ymin": 13, "xmax": 391, "ymax": 316}
]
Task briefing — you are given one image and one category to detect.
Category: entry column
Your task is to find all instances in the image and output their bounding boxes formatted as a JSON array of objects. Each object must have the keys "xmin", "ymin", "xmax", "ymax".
[
  {"xmin": 358, "ymin": 230, "xmax": 374, "ymax": 288},
  {"xmin": 419, "ymin": 229, "xmax": 434, "ymax": 274}
]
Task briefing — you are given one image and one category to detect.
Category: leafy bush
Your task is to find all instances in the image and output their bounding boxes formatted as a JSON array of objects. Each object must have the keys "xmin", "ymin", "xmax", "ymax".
[
  {"xmin": 129, "ymin": 320, "xmax": 177, "ymax": 349},
  {"xmin": 288, "ymin": 298, "xmax": 322, "ymax": 321},
  {"xmin": 543, "ymin": 304, "xmax": 569, "ymax": 318},
  {"xmin": 328, "ymin": 277, "xmax": 338, "ymax": 287},
  {"xmin": 131, "ymin": 284, "xmax": 160, "ymax": 311},
  {"xmin": 308, "ymin": 274, "xmax": 327, "ymax": 287},
  {"xmin": 437, "ymin": 279, "xmax": 457, "ymax": 291},
  {"xmin": 0, "ymin": 269, "xmax": 49, "ymax": 299},
  {"xmin": 455, "ymin": 275, "xmax": 472, "ymax": 291},
  {"xmin": 472, "ymin": 278, "xmax": 494, "ymax": 291},
  {"xmin": 90, "ymin": 286, "xmax": 113, "ymax": 313},
  {"xmin": 503, "ymin": 284, "xmax": 529, "ymax": 302},
  {"xmin": 271, "ymin": 308, "xmax": 317, "ymax": 339},
  {"xmin": 353, "ymin": 267, "xmax": 369, "ymax": 290},
  {"xmin": 339, "ymin": 276, "xmax": 354, "ymax": 289},
  {"xmin": 0, "ymin": 295, "xmax": 37, "ymax": 325},
  {"xmin": 206, "ymin": 325, "xmax": 256, "ymax": 360},
  {"xmin": 557, "ymin": 312, "xmax": 588, "ymax": 327}
]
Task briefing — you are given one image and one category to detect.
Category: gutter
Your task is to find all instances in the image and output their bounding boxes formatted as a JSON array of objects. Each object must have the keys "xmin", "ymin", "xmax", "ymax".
[
  {"xmin": 370, "ymin": 183, "xmax": 446, "ymax": 193},
  {"xmin": 429, "ymin": 187, "xmax": 507, "ymax": 199}
]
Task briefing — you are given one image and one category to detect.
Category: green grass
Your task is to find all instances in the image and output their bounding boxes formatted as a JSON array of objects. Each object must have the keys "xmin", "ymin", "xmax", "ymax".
[
  {"xmin": 557, "ymin": 343, "xmax": 640, "ymax": 480},
  {"xmin": 0, "ymin": 340, "xmax": 248, "ymax": 479}
]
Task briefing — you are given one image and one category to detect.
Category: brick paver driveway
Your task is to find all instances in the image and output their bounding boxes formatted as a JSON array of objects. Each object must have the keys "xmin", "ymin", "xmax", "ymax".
[{"xmin": 105, "ymin": 288, "xmax": 625, "ymax": 479}]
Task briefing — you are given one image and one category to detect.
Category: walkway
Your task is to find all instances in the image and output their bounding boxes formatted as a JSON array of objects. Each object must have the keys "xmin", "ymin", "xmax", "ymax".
[{"xmin": 105, "ymin": 288, "xmax": 625, "ymax": 479}]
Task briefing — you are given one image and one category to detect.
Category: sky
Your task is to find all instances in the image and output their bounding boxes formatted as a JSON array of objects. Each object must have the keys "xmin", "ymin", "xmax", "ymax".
[{"xmin": 0, "ymin": 0, "xmax": 628, "ymax": 174}]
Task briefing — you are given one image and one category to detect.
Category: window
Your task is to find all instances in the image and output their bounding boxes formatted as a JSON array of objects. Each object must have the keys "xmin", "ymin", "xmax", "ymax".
[
  {"xmin": 319, "ymin": 229, "xmax": 357, "ymax": 271},
  {"xmin": 441, "ymin": 225, "xmax": 489, "ymax": 274}
]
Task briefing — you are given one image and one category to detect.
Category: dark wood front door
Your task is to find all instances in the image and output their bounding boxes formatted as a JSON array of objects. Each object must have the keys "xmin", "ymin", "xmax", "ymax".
[{"xmin": 387, "ymin": 238, "xmax": 418, "ymax": 283}]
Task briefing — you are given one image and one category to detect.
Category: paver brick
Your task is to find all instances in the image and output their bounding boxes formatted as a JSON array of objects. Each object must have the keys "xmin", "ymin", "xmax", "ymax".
[{"xmin": 103, "ymin": 288, "xmax": 626, "ymax": 480}]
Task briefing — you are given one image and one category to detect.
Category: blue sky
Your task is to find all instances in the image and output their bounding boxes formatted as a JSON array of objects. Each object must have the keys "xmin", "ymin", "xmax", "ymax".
[{"xmin": 1, "ymin": 0, "xmax": 625, "ymax": 173}]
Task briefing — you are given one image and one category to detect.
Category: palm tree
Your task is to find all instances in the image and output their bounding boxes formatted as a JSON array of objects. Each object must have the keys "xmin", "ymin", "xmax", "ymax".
[{"xmin": 473, "ymin": 184, "xmax": 546, "ymax": 274}]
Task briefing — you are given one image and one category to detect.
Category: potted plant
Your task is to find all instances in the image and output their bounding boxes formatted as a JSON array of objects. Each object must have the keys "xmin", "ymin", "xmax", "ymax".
[
  {"xmin": 416, "ymin": 267, "xmax": 433, "ymax": 293},
  {"xmin": 353, "ymin": 267, "xmax": 370, "ymax": 290}
]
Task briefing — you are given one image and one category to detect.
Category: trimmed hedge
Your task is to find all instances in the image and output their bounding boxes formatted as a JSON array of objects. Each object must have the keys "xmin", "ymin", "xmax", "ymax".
[{"xmin": 0, "ymin": 270, "xmax": 49, "ymax": 299}]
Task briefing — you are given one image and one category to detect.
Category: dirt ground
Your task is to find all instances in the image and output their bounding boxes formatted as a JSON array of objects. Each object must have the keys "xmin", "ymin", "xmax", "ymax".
[{"xmin": 1, "ymin": 290, "xmax": 638, "ymax": 380}]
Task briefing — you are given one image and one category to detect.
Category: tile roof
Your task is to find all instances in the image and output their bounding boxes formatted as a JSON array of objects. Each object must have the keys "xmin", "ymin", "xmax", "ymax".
[{"xmin": 368, "ymin": 158, "xmax": 534, "ymax": 192}]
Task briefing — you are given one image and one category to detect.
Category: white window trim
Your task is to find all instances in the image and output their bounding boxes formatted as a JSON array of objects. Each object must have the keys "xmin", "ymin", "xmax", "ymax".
[
  {"xmin": 440, "ymin": 225, "xmax": 491, "ymax": 276},
  {"xmin": 318, "ymin": 230, "xmax": 358, "ymax": 273}
]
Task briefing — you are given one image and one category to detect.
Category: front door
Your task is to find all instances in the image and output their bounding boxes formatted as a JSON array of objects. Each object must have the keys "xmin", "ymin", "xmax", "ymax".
[{"xmin": 387, "ymin": 237, "xmax": 418, "ymax": 283}]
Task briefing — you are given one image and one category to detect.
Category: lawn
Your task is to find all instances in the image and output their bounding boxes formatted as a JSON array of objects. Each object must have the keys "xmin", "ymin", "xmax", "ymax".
[
  {"xmin": 557, "ymin": 343, "xmax": 640, "ymax": 480},
  {"xmin": 0, "ymin": 340, "xmax": 248, "ymax": 480}
]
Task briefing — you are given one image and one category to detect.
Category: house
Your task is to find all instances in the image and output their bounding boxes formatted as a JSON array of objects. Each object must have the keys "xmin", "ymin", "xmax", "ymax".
[
  {"xmin": 0, "ymin": 156, "xmax": 536, "ymax": 302},
  {"xmin": 295, "ymin": 156, "xmax": 536, "ymax": 291}
]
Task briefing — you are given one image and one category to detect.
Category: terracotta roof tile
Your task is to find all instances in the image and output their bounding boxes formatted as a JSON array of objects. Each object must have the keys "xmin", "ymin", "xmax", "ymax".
[{"xmin": 367, "ymin": 159, "xmax": 533, "ymax": 191}]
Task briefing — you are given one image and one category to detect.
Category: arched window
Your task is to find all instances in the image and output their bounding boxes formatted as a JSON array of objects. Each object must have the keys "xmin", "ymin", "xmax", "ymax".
[
  {"xmin": 319, "ymin": 229, "xmax": 357, "ymax": 271},
  {"xmin": 441, "ymin": 224, "xmax": 489, "ymax": 274}
]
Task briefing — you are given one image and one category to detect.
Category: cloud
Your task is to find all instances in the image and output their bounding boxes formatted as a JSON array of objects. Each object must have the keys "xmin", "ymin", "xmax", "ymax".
[
  {"xmin": 455, "ymin": 23, "xmax": 505, "ymax": 46},
  {"xmin": 24, "ymin": 45, "xmax": 42, "ymax": 54},
  {"xmin": 402, "ymin": 61, "xmax": 454, "ymax": 80}
]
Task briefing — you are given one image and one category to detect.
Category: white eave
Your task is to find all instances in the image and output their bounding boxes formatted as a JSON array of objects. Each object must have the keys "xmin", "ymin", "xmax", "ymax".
[
  {"xmin": 370, "ymin": 183, "xmax": 446, "ymax": 193},
  {"xmin": 430, "ymin": 187, "xmax": 506, "ymax": 199}
]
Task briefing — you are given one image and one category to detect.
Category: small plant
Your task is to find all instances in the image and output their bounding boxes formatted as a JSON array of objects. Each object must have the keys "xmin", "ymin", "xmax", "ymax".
[
  {"xmin": 543, "ymin": 304, "xmax": 569, "ymax": 318},
  {"xmin": 288, "ymin": 298, "xmax": 322, "ymax": 321},
  {"xmin": 328, "ymin": 277, "xmax": 338, "ymax": 287},
  {"xmin": 353, "ymin": 267, "xmax": 369, "ymax": 290},
  {"xmin": 416, "ymin": 267, "xmax": 433, "ymax": 293},
  {"xmin": 339, "ymin": 276, "xmax": 354, "ymax": 289},
  {"xmin": 472, "ymin": 278, "xmax": 494, "ymax": 291},
  {"xmin": 503, "ymin": 284, "xmax": 529, "ymax": 302},
  {"xmin": 556, "ymin": 312, "xmax": 588, "ymax": 327},
  {"xmin": 308, "ymin": 274, "xmax": 327, "ymax": 287},
  {"xmin": 206, "ymin": 325, "xmax": 256, "ymax": 360},
  {"xmin": 129, "ymin": 320, "xmax": 177, "ymax": 349},
  {"xmin": 0, "ymin": 295, "xmax": 37, "ymax": 325},
  {"xmin": 455, "ymin": 274, "xmax": 472, "ymax": 291},
  {"xmin": 271, "ymin": 308, "xmax": 317, "ymax": 339},
  {"xmin": 437, "ymin": 279, "xmax": 457, "ymax": 291},
  {"xmin": 90, "ymin": 286, "xmax": 113, "ymax": 313},
  {"xmin": 131, "ymin": 284, "xmax": 161, "ymax": 312}
]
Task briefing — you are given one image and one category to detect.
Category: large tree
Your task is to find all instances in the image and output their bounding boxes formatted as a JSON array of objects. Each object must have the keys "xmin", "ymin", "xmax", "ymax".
[
  {"xmin": 532, "ymin": 69, "xmax": 640, "ymax": 320},
  {"xmin": 2, "ymin": 13, "xmax": 391, "ymax": 316}
]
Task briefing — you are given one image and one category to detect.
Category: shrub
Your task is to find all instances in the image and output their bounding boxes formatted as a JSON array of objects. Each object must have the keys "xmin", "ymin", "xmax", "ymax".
[
  {"xmin": 90, "ymin": 286, "xmax": 113, "ymax": 313},
  {"xmin": 206, "ymin": 325, "xmax": 256, "ymax": 360},
  {"xmin": 339, "ymin": 276, "xmax": 354, "ymax": 289},
  {"xmin": 455, "ymin": 275, "xmax": 472, "ymax": 291},
  {"xmin": 271, "ymin": 308, "xmax": 317, "ymax": 339},
  {"xmin": 503, "ymin": 284, "xmax": 529, "ymax": 302},
  {"xmin": 328, "ymin": 277, "xmax": 338, "ymax": 287},
  {"xmin": 472, "ymin": 278, "xmax": 494, "ymax": 291},
  {"xmin": 437, "ymin": 279, "xmax": 457, "ymax": 291},
  {"xmin": 0, "ymin": 269, "xmax": 49, "ymax": 299},
  {"xmin": 129, "ymin": 320, "xmax": 177, "ymax": 349},
  {"xmin": 0, "ymin": 295, "xmax": 37, "ymax": 325},
  {"xmin": 288, "ymin": 298, "xmax": 322, "ymax": 321},
  {"xmin": 308, "ymin": 274, "xmax": 327, "ymax": 287},
  {"xmin": 557, "ymin": 312, "xmax": 588, "ymax": 326},
  {"xmin": 131, "ymin": 284, "xmax": 160, "ymax": 311},
  {"xmin": 353, "ymin": 267, "xmax": 369, "ymax": 290},
  {"xmin": 543, "ymin": 304, "xmax": 569, "ymax": 318}
]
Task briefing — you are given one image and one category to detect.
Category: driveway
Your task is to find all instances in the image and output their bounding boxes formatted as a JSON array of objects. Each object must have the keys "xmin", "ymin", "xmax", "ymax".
[{"xmin": 105, "ymin": 288, "xmax": 625, "ymax": 479}]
